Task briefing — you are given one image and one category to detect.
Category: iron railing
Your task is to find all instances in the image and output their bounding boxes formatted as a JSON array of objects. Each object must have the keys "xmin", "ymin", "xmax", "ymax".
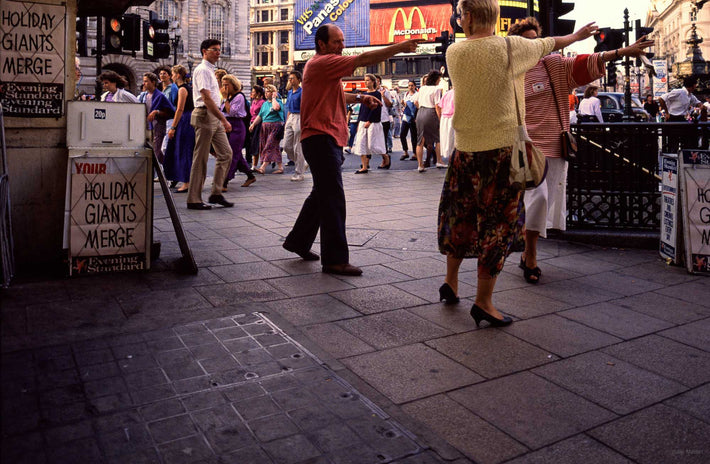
[{"xmin": 567, "ymin": 122, "xmax": 710, "ymax": 231}]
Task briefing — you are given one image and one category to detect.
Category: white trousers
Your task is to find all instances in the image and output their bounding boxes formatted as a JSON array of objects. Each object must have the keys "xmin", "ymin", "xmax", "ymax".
[
  {"xmin": 439, "ymin": 115, "xmax": 455, "ymax": 160},
  {"xmin": 283, "ymin": 113, "xmax": 306, "ymax": 175},
  {"xmin": 524, "ymin": 157, "xmax": 568, "ymax": 236}
]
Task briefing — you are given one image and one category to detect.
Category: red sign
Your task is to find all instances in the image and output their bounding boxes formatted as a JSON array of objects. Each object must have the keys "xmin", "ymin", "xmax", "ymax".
[{"xmin": 370, "ymin": 4, "xmax": 451, "ymax": 46}]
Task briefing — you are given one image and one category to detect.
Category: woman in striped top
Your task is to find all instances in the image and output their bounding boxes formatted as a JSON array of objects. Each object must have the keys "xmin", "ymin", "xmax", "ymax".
[{"xmin": 507, "ymin": 18, "xmax": 653, "ymax": 284}]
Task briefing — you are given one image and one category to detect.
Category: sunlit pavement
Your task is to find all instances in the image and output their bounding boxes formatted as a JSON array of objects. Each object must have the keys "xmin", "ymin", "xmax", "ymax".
[{"xmin": 2, "ymin": 143, "xmax": 709, "ymax": 464}]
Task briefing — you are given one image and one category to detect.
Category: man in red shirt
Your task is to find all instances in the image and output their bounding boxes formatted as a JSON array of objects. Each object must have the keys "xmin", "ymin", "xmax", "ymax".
[{"xmin": 283, "ymin": 24, "xmax": 419, "ymax": 275}]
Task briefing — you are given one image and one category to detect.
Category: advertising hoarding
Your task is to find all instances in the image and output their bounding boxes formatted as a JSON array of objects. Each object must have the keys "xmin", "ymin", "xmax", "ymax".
[
  {"xmin": 294, "ymin": 0, "xmax": 371, "ymax": 51},
  {"xmin": 370, "ymin": 1, "xmax": 451, "ymax": 46},
  {"xmin": 653, "ymin": 59, "xmax": 668, "ymax": 97}
]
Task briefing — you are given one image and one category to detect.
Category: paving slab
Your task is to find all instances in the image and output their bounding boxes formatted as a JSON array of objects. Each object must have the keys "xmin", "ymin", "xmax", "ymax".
[
  {"xmin": 601, "ymin": 334, "xmax": 710, "ymax": 387},
  {"xmin": 426, "ymin": 330, "xmax": 556, "ymax": 379},
  {"xmin": 448, "ymin": 372, "xmax": 617, "ymax": 449},
  {"xmin": 663, "ymin": 383, "xmax": 710, "ymax": 424},
  {"xmin": 657, "ymin": 317, "xmax": 710, "ymax": 351},
  {"xmin": 503, "ymin": 434, "xmax": 632, "ymax": 464},
  {"xmin": 330, "ymin": 284, "xmax": 429, "ymax": 314},
  {"xmin": 502, "ymin": 314, "xmax": 622, "ymax": 358},
  {"xmin": 402, "ymin": 395, "xmax": 528, "ymax": 464},
  {"xmin": 532, "ymin": 351, "xmax": 686, "ymax": 414},
  {"xmin": 342, "ymin": 343, "xmax": 485, "ymax": 404},
  {"xmin": 607, "ymin": 292, "xmax": 707, "ymax": 324},
  {"xmin": 588, "ymin": 404, "xmax": 710, "ymax": 464},
  {"xmin": 337, "ymin": 309, "xmax": 452, "ymax": 350},
  {"xmin": 558, "ymin": 301, "xmax": 674, "ymax": 339}
]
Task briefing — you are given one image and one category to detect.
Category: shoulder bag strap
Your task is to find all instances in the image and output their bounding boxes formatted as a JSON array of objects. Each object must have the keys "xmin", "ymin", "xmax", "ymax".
[
  {"xmin": 541, "ymin": 59, "xmax": 565, "ymax": 131},
  {"xmin": 506, "ymin": 37, "xmax": 523, "ymax": 127}
]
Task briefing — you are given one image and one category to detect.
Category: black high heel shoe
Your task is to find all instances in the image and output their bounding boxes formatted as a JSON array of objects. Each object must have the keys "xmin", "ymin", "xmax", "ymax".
[
  {"xmin": 439, "ymin": 283, "xmax": 459, "ymax": 304},
  {"xmin": 470, "ymin": 304, "xmax": 512, "ymax": 328}
]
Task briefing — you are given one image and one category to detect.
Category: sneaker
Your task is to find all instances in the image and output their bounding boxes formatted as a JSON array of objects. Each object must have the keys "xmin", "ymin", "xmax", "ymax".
[
  {"xmin": 418, "ymin": 166, "xmax": 427, "ymax": 173},
  {"xmin": 436, "ymin": 163, "xmax": 449, "ymax": 169},
  {"xmin": 290, "ymin": 174, "xmax": 304, "ymax": 182}
]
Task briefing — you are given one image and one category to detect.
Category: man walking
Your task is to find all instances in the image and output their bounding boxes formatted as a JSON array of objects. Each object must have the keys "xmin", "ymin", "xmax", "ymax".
[
  {"xmin": 186, "ymin": 39, "xmax": 233, "ymax": 210},
  {"xmin": 284, "ymin": 71, "xmax": 306, "ymax": 181},
  {"xmin": 282, "ymin": 24, "xmax": 419, "ymax": 275}
]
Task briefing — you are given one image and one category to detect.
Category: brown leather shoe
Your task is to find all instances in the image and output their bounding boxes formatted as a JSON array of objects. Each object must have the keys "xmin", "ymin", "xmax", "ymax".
[
  {"xmin": 242, "ymin": 177, "xmax": 256, "ymax": 187},
  {"xmin": 322, "ymin": 263, "xmax": 362, "ymax": 276}
]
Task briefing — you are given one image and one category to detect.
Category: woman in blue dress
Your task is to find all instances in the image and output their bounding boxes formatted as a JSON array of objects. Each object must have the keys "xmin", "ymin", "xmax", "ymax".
[{"xmin": 164, "ymin": 65, "xmax": 195, "ymax": 193}]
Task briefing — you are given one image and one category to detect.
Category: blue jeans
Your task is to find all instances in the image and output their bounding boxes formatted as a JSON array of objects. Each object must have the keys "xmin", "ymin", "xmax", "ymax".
[{"xmin": 286, "ymin": 135, "xmax": 349, "ymax": 265}]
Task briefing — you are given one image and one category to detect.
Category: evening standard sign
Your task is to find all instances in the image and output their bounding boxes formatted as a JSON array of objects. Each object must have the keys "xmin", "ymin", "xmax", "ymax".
[
  {"xmin": 69, "ymin": 157, "xmax": 150, "ymax": 275},
  {"xmin": 0, "ymin": 0, "xmax": 65, "ymax": 117}
]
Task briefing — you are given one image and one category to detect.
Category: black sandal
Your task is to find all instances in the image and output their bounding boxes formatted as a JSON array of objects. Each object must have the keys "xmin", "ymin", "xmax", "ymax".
[{"xmin": 519, "ymin": 257, "xmax": 542, "ymax": 284}]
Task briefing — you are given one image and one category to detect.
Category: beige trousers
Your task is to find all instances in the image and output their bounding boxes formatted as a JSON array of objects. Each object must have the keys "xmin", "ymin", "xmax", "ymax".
[{"xmin": 187, "ymin": 107, "xmax": 232, "ymax": 204}]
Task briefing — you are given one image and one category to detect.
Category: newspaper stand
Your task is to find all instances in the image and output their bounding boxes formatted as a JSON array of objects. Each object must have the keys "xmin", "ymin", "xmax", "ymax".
[{"xmin": 63, "ymin": 102, "xmax": 153, "ymax": 276}]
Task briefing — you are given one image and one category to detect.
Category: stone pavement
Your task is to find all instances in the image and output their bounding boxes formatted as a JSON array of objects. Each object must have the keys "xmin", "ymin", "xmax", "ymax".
[{"xmin": 2, "ymin": 153, "xmax": 709, "ymax": 464}]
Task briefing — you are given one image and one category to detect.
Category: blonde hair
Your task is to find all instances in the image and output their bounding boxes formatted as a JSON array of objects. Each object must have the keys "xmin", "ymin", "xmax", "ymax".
[
  {"xmin": 264, "ymin": 84, "xmax": 278, "ymax": 94},
  {"xmin": 458, "ymin": 0, "xmax": 499, "ymax": 34},
  {"xmin": 222, "ymin": 74, "xmax": 242, "ymax": 93},
  {"xmin": 215, "ymin": 69, "xmax": 227, "ymax": 83},
  {"xmin": 171, "ymin": 65, "xmax": 187, "ymax": 81}
]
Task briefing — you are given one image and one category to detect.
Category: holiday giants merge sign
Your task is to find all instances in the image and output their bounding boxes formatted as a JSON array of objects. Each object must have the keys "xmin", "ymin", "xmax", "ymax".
[{"xmin": 0, "ymin": 0, "xmax": 66, "ymax": 117}]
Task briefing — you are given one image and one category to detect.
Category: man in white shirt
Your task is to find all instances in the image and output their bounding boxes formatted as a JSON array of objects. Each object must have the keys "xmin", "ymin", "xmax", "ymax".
[
  {"xmin": 659, "ymin": 76, "xmax": 702, "ymax": 122},
  {"xmin": 186, "ymin": 39, "xmax": 234, "ymax": 210}
]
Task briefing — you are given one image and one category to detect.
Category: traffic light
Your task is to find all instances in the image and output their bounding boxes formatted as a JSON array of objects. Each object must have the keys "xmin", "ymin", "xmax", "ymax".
[
  {"xmin": 539, "ymin": 0, "xmax": 576, "ymax": 36},
  {"xmin": 76, "ymin": 16, "xmax": 87, "ymax": 57},
  {"xmin": 435, "ymin": 31, "xmax": 450, "ymax": 55},
  {"xmin": 122, "ymin": 14, "xmax": 141, "ymax": 52},
  {"xmin": 104, "ymin": 15, "xmax": 124, "ymax": 54},
  {"xmin": 594, "ymin": 28, "xmax": 625, "ymax": 53},
  {"xmin": 143, "ymin": 11, "xmax": 170, "ymax": 60},
  {"xmin": 634, "ymin": 19, "xmax": 653, "ymax": 41},
  {"xmin": 607, "ymin": 62, "xmax": 617, "ymax": 88}
]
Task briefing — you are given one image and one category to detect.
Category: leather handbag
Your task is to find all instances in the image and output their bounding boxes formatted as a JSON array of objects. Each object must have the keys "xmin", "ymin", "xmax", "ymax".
[
  {"xmin": 506, "ymin": 38, "xmax": 547, "ymax": 190},
  {"xmin": 542, "ymin": 60, "xmax": 577, "ymax": 160}
]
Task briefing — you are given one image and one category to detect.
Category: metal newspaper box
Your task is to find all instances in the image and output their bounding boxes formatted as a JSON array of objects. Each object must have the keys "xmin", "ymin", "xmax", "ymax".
[{"xmin": 64, "ymin": 101, "xmax": 152, "ymax": 276}]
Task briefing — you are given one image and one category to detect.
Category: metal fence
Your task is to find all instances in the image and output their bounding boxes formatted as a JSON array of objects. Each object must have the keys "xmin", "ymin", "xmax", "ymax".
[{"xmin": 568, "ymin": 122, "xmax": 710, "ymax": 231}]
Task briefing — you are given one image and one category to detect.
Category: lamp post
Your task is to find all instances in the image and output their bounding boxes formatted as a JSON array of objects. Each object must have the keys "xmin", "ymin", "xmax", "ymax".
[
  {"xmin": 169, "ymin": 22, "xmax": 182, "ymax": 66},
  {"xmin": 187, "ymin": 55, "xmax": 194, "ymax": 81}
]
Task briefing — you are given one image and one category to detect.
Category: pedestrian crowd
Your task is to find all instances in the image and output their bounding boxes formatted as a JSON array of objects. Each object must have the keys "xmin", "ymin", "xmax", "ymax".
[{"xmin": 96, "ymin": 0, "xmax": 707, "ymax": 328}]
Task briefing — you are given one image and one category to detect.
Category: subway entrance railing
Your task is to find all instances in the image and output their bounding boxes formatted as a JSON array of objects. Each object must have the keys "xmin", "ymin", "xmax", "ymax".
[{"xmin": 567, "ymin": 122, "xmax": 710, "ymax": 231}]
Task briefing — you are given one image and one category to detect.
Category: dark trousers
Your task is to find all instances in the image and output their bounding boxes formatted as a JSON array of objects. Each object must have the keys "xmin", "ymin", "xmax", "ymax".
[
  {"xmin": 400, "ymin": 119, "xmax": 417, "ymax": 152},
  {"xmin": 286, "ymin": 135, "xmax": 349, "ymax": 266},
  {"xmin": 382, "ymin": 121, "xmax": 392, "ymax": 152}
]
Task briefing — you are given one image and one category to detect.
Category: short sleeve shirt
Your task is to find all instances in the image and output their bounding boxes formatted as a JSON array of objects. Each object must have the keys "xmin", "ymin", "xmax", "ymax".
[
  {"xmin": 192, "ymin": 59, "xmax": 220, "ymax": 108},
  {"xmin": 300, "ymin": 53, "xmax": 358, "ymax": 146}
]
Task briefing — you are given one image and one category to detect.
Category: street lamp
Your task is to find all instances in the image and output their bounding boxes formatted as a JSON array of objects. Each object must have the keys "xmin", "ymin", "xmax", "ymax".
[
  {"xmin": 169, "ymin": 21, "xmax": 182, "ymax": 66},
  {"xmin": 187, "ymin": 55, "xmax": 194, "ymax": 80}
]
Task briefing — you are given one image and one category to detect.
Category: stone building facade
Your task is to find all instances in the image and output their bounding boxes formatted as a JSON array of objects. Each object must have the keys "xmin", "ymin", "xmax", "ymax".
[
  {"xmin": 249, "ymin": 0, "xmax": 294, "ymax": 92},
  {"xmin": 78, "ymin": 0, "xmax": 251, "ymax": 96},
  {"xmin": 647, "ymin": 0, "xmax": 710, "ymax": 68}
]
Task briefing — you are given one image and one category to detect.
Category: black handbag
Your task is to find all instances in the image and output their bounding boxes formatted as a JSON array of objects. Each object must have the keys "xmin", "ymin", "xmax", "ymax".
[{"xmin": 543, "ymin": 60, "xmax": 577, "ymax": 160}]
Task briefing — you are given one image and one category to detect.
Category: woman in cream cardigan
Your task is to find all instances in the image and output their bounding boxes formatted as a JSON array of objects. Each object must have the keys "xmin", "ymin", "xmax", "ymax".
[{"xmin": 437, "ymin": 0, "xmax": 597, "ymax": 327}]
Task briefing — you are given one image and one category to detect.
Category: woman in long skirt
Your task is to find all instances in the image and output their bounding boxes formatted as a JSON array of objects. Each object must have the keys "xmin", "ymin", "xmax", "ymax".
[
  {"xmin": 250, "ymin": 84, "xmax": 285, "ymax": 174},
  {"xmin": 220, "ymin": 75, "xmax": 256, "ymax": 189},
  {"xmin": 164, "ymin": 65, "xmax": 194, "ymax": 193}
]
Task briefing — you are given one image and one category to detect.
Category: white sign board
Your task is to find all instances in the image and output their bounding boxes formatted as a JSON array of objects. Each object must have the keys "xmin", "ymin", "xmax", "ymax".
[
  {"xmin": 660, "ymin": 154, "xmax": 679, "ymax": 262},
  {"xmin": 69, "ymin": 156, "xmax": 151, "ymax": 275},
  {"xmin": 680, "ymin": 149, "xmax": 710, "ymax": 275},
  {"xmin": 652, "ymin": 59, "xmax": 668, "ymax": 98},
  {"xmin": 0, "ymin": 0, "xmax": 66, "ymax": 117}
]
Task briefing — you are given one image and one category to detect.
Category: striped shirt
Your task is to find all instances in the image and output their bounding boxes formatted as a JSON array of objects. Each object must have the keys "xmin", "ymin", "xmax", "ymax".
[{"xmin": 524, "ymin": 53, "xmax": 604, "ymax": 158}]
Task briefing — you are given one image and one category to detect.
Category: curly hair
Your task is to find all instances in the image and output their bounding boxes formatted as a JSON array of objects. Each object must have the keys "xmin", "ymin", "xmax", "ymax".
[{"xmin": 507, "ymin": 17, "xmax": 542, "ymax": 37}]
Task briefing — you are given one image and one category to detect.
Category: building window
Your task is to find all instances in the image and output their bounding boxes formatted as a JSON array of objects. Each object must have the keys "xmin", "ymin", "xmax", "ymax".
[
  {"xmin": 280, "ymin": 50, "xmax": 289, "ymax": 65},
  {"xmin": 261, "ymin": 10, "xmax": 270, "ymax": 22},
  {"xmin": 281, "ymin": 8, "xmax": 288, "ymax": 21},
  {"xmin": 260, "ymin": 31, "xmax": 271, "ymax": 45},
  {"xmin": 280, "ymin": 30, "xmax": 289, "ymax": 45},
  {"xmin": 259, "ymin": 51, "xmax": 270, "ymax": 66},
  {"xmin": 156, "ymin": 0, "xmax": 179, "ymax": 22},
  {"xmin": 207, "ymin": 4, "xmax": 225, "ymax": 43}
]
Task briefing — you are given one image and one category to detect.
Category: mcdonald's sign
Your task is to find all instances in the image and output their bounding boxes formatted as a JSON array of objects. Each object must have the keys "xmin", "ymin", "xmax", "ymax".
[{"xmin": 370, "ymin": 3, "xmax": 451, "ymax": 46}]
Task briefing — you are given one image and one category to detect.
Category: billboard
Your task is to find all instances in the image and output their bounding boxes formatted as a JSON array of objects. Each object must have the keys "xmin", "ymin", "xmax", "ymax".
[
  {"xmin": 294, "ymin": 0, "xmax": 371, "ymax": 51},
  {"xmin": 370, "ymin": 2, "xmax": 452, "ymax": 46}
]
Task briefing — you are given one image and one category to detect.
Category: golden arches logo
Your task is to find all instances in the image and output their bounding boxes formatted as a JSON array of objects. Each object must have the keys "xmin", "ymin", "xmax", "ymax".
[{"xmin": 388, "ymin": 7, "xmax": 433, "ymax": 42}]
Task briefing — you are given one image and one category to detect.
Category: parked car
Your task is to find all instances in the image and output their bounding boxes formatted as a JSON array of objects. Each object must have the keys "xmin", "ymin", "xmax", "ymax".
[{"xmin": 575, "ymin": 92, "xmax": 650, "ymax": 122}]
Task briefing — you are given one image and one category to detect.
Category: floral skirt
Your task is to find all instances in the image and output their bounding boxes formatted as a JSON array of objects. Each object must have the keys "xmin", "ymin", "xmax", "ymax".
[
  {"xmin": 260, "ymin": 121, "xmax": 284, "ymax": 163},
  {"xmin": 437, "ymin": 146, "xmax": 525, "ymax": 277}
]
